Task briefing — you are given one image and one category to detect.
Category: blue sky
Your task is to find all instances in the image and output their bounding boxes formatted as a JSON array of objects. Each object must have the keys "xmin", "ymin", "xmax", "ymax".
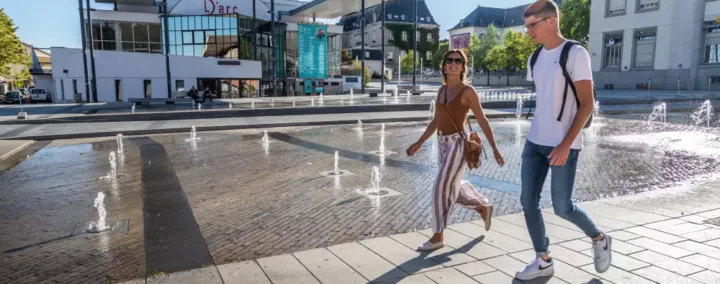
[{"xmin": 3, "ymin": 0, "xmax": 533, "ymax": 49}]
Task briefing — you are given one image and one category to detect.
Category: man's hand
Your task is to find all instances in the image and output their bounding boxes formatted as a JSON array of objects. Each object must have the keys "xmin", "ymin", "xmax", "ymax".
[{"xmin": 548, "ymin": 144, "xmax": 570, "ymax": 166}]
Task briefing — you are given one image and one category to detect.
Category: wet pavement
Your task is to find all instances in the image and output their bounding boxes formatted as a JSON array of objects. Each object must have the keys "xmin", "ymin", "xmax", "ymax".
[{"xmin": 1, "ymin": 114, "xmax": 720, "ymax": 283}]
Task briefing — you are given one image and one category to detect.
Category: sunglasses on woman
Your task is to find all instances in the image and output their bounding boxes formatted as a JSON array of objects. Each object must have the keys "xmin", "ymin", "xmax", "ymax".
[{"xmin": 445, "ymin": 58, "xmax": 464, "ymax": 65}]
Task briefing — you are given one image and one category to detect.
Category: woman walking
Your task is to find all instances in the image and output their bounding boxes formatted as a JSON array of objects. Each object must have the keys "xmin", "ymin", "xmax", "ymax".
[{"xmin": 407, "ymin": 49, "xmax": 505, "ymax": 251}]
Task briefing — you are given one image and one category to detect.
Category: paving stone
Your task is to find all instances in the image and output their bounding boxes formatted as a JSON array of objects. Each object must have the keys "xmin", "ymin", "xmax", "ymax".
[
  {"xmin": 673, "ymin": 241, "xmax": 720, "ymax": 260},
  {"xmin": 628, "ymin": 250, "xmax": 704, "ymax": 276},
  {"xmin": 422, "ymin": 267, "xmax": 480, "ymax": 284},
  {"xmin": 580, "ymin": 249, "xmax": 650, "ymax": 271},
  {"xmin": 633, "ymin": 266, "xmax": 702, "ymax": 284},
  {"xmin": 473, "ymin": 219, "xmax": 533, "ymax": 244},
  {"xmin": 389, "ymin": 232, "xmax": 476, "ymax": 267},
  {"xmin": 698, "ymin": 209, "xmax": 720, "ymax": 219},
  {"xmin": 558, "ymin": 239, "xmax": 590, "ymax": 252},
  {"xmin": 483, "ymin": 255, "xmax": 527, "ymax": 278},
  {"xmin": 256, "ymin": 254, "xmax": 320, "ymax": 284},
  {"xmin": 360, "ymin": 237, "xmax": 443, "ymax": 274},
  {"xmin": 548, "ymin": 259, "xmax": 598, "ymax": 284},
  {"xmin": 681, "ymin": 215, "xmax": 709, "ymax": 224},
  {"xmin": 682, "ymin": 228, "xmax": 720, "ymax": 242},
  {"xmin": 704, "ymin": 239, "xmax": 720, "ymax": 249},
  {"xmin": 472, "ymin": 271, "xmax": 515, "ymax": 284},
  {"xmin": 578, "ymin": 202, "xmax": 667, "ymax": 225},
  {"xmin": 217, "ymin": 260, "xmax": 271, "ymax": 284},
  {"xmin": 496, "ymin": 213, "xmax": 585, "ymax": 240},
  {"xmin": 510, "ymin": 246, "xmax": 593, "ymax": 267},
  {"xmin": 376, "ymin": 274, "xmax": 435, "ymax": 284},
  {"xmin": 540, "ymin": 211, "xmax": 613, "ymax": 233},
  {"xmin": 327, "ymin": 242, "xmax": 407, "ymax": 282},
  {"xmin": 625, "ymin": 226, "xmax": 686, "ymax": 244},
  {"xmin": 579, "ymin": 264, "xmax": 655, "ymax": 284},
  {"xmin": 606, "ymin": 238, "xmax": 646, "ymax": 255},
  {"xmin": 628, "ymin": 238, "xmax": 694, "ymax": 258},
  {"xmin": 607, "ymin": 230, "xmax": 642, "ymax": 241},
  {"xmin": 293, "ymin": 248, "xmax": 368, "ymax": 284},
  {"xmin": 681, "ymin": 254, "xmax": 720, "ymax": 273},
  {"xmin": 417, "ymin": 228, "xmax": 506, "ymax": 260},
  {"xmin": 645, "ymin": 219, "xmax": 709, "ymax": 235},
  {"xmin": 689, "ymin": 270, "xmax": 720, "ymax": 284},
  {"xmin": 448, "ymin": 222, "xmax": 533, "ymax": 253},
  {"xmin": 147, "ymin": 266, "xmax": 223, "ymax": 284},
  {"xmin": 453, "ymin": 261, "xmax": 496, "ymax": 277}
]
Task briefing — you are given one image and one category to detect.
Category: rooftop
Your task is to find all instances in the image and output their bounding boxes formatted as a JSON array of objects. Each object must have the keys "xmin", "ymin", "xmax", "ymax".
[
  {"xmin": 338, "ymin": 0, "xmax": 438, "ymax": 32},
  {"xmin": 450, "ymin": 0, "xmax": 562, "ymax": 30}
]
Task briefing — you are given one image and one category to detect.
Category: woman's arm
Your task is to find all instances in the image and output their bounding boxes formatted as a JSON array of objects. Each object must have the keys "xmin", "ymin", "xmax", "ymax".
[{"xmin": 464, "ymin": 87, "xmax": 498, "ymax": 151}]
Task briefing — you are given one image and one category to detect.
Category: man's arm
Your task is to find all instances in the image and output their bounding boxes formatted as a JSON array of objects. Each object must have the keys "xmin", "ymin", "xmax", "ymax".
[{"xmin": 549, "ymin": 45, "xmax": 593, "ymax": 166}]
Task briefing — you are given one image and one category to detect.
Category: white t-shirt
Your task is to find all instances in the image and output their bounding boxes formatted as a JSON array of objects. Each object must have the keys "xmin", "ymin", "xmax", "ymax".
[{"xmin": 526, "ymin": 41, "xmax": 593, "ymax": 150}]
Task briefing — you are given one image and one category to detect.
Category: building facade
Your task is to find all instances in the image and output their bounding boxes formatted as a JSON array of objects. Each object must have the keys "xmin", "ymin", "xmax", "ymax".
[
  {"xmin": 51, "ymin": 0, "xmax": 367, "ymax": 102},
  {"xmin": 589, "ymin": 0, "xmax": 720, "ymax": 90},
  {"xmin": 447, "ymin": 1, "xmax": 561, "ymax": 50},
  {"xmin": 338, "ymin": 0, "xmax": 440, "ymax": 74}
]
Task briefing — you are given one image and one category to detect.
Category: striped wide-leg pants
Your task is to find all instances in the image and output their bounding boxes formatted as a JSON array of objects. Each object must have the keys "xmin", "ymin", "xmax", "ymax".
[{"xmin": 431, "ymin": 132, "xmax": 490, "ymax": 233}]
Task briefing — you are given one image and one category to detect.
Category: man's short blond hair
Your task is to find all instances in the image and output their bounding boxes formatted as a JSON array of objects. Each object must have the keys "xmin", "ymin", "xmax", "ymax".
[{"xmin": 523, "ymin": 0, "xmax": 559, "ymax": 19}]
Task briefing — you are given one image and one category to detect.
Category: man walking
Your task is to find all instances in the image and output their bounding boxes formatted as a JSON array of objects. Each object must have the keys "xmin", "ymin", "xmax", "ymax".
[{"xmin": 516, "ymin": 0, "xmax": 612, "ymax": 280}]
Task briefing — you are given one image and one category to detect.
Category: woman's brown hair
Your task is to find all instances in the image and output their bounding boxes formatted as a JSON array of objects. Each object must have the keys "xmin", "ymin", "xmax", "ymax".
[{"xmin": 441, "ymin": 49, "xmax": 470, "ymax": 85}]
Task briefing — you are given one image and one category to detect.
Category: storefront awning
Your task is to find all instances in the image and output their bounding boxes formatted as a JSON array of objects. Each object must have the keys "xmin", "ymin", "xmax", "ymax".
[{"xmin": 290, "ymin": 0, "xmax": 384, "ymax": 18}]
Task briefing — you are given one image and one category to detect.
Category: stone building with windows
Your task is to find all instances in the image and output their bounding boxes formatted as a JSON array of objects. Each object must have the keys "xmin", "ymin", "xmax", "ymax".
[
  {"xmin": 590, "ymin": 0, "xmax": 720, "ymax": 90},
  {"xmin": 447, "ymin": 1, "xmax": 562, "ymax": 50},
  {"xmin": 338, "ymin": 0, "xmax": 440, "ymax": 75}
]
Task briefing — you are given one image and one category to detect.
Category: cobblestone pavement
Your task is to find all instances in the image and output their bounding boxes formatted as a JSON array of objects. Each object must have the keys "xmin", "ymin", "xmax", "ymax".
[{"xmin": 1, "ymin": 116, "xmax": 720, "ymax": 283}]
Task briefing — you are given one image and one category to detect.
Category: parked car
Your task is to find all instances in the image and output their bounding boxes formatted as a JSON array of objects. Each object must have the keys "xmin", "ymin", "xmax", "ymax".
[
  {"xmin": 4, "ymin": 91, "xmax": 21, "ymax": 103},
  {"xmin": 30, "ymin": 88, "xmax": 52, "ymax": 102}
]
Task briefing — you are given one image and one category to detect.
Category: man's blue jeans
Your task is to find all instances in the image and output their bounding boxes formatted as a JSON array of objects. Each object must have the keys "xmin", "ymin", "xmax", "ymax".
[{"xmin": 521, "ymin": 140, "xmax": 601, "ymax": 256}]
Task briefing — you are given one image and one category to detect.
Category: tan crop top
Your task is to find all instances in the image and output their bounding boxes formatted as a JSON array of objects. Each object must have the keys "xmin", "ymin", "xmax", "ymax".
[{"xmin": 434, "ymin": 85, "xmax": 471, "ymax": 135}]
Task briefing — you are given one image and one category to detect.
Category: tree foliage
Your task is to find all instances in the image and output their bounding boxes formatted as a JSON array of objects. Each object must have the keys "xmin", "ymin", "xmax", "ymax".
[
  {"xmin": 559, "ymin": 0, "xmax": 591, "ymax": 46},
  {"xmin": 400, "ymin": 51, "xmax": 419, "ymax": 74},
  {"xmin": 467, "ymin": 34, "xmax": 482, "ymax": 72},
  {"xmin": 386, "ymin": 24, "xmax": 440, "ymax": 59},
  {"xmin": 0, "ymin": 9, "xmax": 30, "ymax": 84},
  {"xmin": 341, "ymin": 49, "xmax": 353, "ymax": 65},
  {"xmin": 432, "ymin": 41, "xmax": 449, "ymax": 70}
]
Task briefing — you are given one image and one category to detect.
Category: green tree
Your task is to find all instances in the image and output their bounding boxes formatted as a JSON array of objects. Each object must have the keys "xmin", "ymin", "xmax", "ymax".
[
  {"xmin": 467, "ymin": 34, "xmax": 482, "ymax": 72},
  {"xmin": 363, "ymin": 66, "xmax": 371, "ymax": 87},
  {"xmin": 559, "ymin": 0, "xmax": 591, "ymax": 46},
  {"xmin": 432, "ymin": 41, "xmax": 449, "ymax": 70},
  {"xmin": 498, "ymin": 30, "xmax": 538, "ymax": 86},
  {"xmin": 485, "ymin": 45, "xmax": 507, "ymax": 73},
  {"xmin": 341, "ymin": 49, "xmax": 353, "ymax": 65},
  {"xmin": 0, "ymin": 9, "xmax": 30, "ymax": 85},
  {"xmin": 12, "ymin": 65, "xmax": 31, "ymax": 88},
  {"xmin": 478, "ymin": 24, "xmax": 501, "ymax": 85},
  {"xmin": 400, "ymin": 51, "xmax": 419, "ymax": 74}
]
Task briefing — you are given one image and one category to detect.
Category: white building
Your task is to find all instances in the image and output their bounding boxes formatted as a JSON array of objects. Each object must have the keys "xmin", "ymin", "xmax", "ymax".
[
  {"xmin": 589, "ymin": 0, "xmax": 720, "ymax": 90},
  {"xmin": 51, "ymin": 0, "xmax": 382, "ymax": 102},
  {"xmin": 446, "ymin": 1, "xmax": 561, "ymax": 50}
]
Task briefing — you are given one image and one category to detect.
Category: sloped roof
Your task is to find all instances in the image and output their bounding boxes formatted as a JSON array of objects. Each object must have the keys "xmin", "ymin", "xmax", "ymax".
[
  {"xmin": 338, "ymin": 0, "xmax": 439, "ymax": 32},
  {"xmin": 450, "ymin": 0, "xmax": 562, "ymax": 30}
]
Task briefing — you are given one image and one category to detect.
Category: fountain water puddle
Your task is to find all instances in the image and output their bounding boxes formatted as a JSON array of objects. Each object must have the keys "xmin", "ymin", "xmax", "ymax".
[
  {"xmin": 610, "ymin": 131, "xmax": 720, "ymax": 156},
  {"xmin": 319, "ymin": 151, "xmax": 354, "ymax": 177},
  {"xmin": 356, "ymin": 166, "xmax": 401, "ymax": 199}
]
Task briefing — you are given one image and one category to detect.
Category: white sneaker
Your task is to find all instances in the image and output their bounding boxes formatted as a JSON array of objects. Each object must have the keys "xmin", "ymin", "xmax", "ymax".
[
  {"xmin": 593, "ymin": 234, "xmax": 612, "ymax": 273},
  {"xmin": 417, "ymin": 240, "xmax": 444, "ymax": 251},
  {"xmin": 515, "ymin": 257, "xmax": 554, "ymax": 280}
]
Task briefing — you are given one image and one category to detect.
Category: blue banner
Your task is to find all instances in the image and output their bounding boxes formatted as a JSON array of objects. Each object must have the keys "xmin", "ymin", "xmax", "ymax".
[{"xmin": 298, "ymin": 24, "xmax": 328, "ymax": 79}]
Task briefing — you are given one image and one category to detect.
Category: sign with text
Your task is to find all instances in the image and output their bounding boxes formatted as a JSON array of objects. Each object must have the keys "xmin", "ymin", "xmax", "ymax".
[{"xmin": 298, "ymin": 24, "xmax": 328, "ymax": 79}]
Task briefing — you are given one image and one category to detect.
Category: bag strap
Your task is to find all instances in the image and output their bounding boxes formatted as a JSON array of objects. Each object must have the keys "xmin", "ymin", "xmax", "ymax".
[
  {"xmin": 556, "ymin": 41, "xmax": 580, "ymax": 122},
  {"xmin": 529, "ymin": 46, "xmax": 543, "ymax": 78}
]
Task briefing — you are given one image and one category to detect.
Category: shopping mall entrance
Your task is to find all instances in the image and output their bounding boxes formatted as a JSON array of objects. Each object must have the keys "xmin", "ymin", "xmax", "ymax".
[{"xmin": 197, "ymin": 78, "xmax": 260, "ymax": 98}]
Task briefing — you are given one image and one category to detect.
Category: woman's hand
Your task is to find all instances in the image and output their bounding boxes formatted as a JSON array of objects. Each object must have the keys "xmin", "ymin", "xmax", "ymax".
[
  {"xmin": 493, "ymin": 149, "xmax": 505, "ymax": 167},
  {"xmin": 407, "ymin": 141, "xmax": 423, "ymax": 156}
]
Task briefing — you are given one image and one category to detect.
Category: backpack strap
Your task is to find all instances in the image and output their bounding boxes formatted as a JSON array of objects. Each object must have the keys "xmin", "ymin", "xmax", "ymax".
[
  {"xmin": 529, "ymin": 46, "xmax": 543, "ymax": 79},
  {"xmin": 556, "ymin": 41, "xmax": 580, "ymax": 122}
]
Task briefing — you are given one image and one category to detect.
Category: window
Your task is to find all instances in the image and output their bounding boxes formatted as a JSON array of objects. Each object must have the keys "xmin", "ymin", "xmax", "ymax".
[
  {"xmin": 60, "ymin": 80, "xmax": 65, "ymax": 100},
  {"xmin": 636, "ymin": 0, "xmax": 659, "ymax": 12},
  {"xmin": 416, "ymin": 32, "xmax": 420, "ymax": 42},
  {"xmin": 603, "ymin": 32, "xmax": 623, "ymax": 69},
  {"xmin": 165, "ymin": 15, "xmax": 248, "ymax": 59},
  {"xmin": 426, "ymin": 51, "xmax": 432, "ymax": 61},
  {"xmin": 704, "ymin": 21, "xmax": 720, "ymax": 63},
  {"xmin": 402, "ymin": 31, "xmax": 408, "ymax": 41},
  {"xmin": 606, "ymin": 0, "xmax": 626, "ymax": 16},
  {"xmin": 427, "ymin": 33, "xmax": 433, "ymax": 43},
  {"xmin": 73, "ymin": 79, "xmax": 78, "ymax": 95},
  {"xmin": 115, "ymin": 80, "xmax": 122, "ymax": 101},
  {"xmin": 365, "ymin": 51, "xmax": 370, "ymax": 59},
  {"xmin": 93, "ymin": 21, "xmax": 161, "ymax": 53},
  {"xmin": 633, "ymin": 28, "xmax": 656, "ymax": 68},
  {"xmin": 387, "ymin": 51, "xmax": 393, "ymax": 59},
  {"xmin": 144, "ymin": 80, "xmax": 152, "ymax": 98},
  {"xmin": 176, "ymin": 80, "xmax": 185, "ymax": 92}
]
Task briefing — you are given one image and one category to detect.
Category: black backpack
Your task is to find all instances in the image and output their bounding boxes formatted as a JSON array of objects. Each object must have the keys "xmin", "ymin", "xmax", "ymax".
[{"xmin": 529, "ymin": 40, "xmax": 595, "ymax": 129}]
